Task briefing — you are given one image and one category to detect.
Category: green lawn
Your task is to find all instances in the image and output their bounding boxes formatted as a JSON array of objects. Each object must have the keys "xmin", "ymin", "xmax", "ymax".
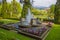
[
  {"xmin": 0, "ymin": 19, "xmax": 19, "ymax": 24},
  {"xmin": 0, "ymin": 28, "xmax": 34, "ymax": 40},
  {"xmin": 45, "ymin": 24, "xmax": 60, "ymax": 40}
]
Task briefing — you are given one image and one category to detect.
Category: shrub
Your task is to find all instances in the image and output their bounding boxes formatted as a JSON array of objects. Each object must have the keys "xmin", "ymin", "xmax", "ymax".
[{"xmin": 0, "ymin": 21, "xmax": 4, "ymax": 24}]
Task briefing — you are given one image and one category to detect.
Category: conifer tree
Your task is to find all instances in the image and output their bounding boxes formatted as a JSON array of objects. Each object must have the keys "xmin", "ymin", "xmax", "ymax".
[
  {"xmin": 54, "ymin": 0, "xmax": 60, "ymax": 24},
  {"xmin": 21, "ymin": 0, "xmax": 31, "ymax": 18}
]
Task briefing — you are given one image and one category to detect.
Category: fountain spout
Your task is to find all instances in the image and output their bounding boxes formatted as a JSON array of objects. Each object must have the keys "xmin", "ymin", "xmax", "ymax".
[{"xmin": 25, "ymin": 8, "xmax": 33, "ymax": 25}]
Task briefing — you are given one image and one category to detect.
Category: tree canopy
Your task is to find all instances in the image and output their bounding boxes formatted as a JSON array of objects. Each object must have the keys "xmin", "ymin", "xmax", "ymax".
[
  {"xmin": 1, "ymin": 0, "xmax": 22, "ymax": 19},
  {"xmin": 54, "ymin": 0, "xmax": 60, "ymax": 24},
  {"xmin": 21, "ymin": 0, "xmax": 31, "ymax": 18}
]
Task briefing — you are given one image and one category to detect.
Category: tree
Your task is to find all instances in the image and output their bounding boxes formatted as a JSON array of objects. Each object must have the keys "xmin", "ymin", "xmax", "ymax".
[
  {"xmin": 1, "ymin": 0, "xmax": 7, "ymax": 18},
  {"xmin": 49, "ymin": 5, "xmax": 55, "ymax": 19},
  {"xmin": 54, "ymin": 0, "xmax": 60, "ymax": 24},
  {"xmin": 1, "ymin": 0, "xmax": 22, "ymax": 19},
  {"xmin": 21, "ymin": 0, "xmax": 31, "ymax": 18},
  {"xmin": 0, "ymin": 3, "xmax": 2, "ymax": 16},
  {"xmin": 11, "ymin": 0, "xmax": 22, "ymax": 18},
  {"xmin": 50, "ymin": 4, "xmax": 55, "ymax": 13}
]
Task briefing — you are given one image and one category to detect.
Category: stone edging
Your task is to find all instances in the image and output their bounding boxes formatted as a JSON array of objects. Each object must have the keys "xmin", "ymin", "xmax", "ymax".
[{"xmin": 18, "ymin": 27, "xmax": 51, "ymax": 40}]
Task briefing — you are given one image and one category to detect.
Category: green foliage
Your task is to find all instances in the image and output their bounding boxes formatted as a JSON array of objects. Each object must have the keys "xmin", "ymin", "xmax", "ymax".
[
  {"xmin": 11, "ymin": 0, "xmax": 22, "ymax": 18},
  {"xmin": 6, "ymin": 3, "xmax": 12, "ymax": 18},
  {"xmin": 1, "ymin": 0, "xmax": 7, "ymax": 18},
  {"xmin": 54, "ymin": 0, "xmax": 60, "ymax": 24},
  {"xmin": 1, "ymin": 0, "xmax": 22, "ymax": 19},
  {"xmin": 21, "ymin": 0, "xmax": 31, "ymax": 18},
  {"xmin": 50, "ymin": 4, "xmax": 55, "ymax": 13},
  {"xmin": 32, "ymin": 8, "xmax": 48, "ymax": 19},
  {"xmin": 49, "ymin": 5, "xmax": 55, "ymax": 19},
  {"xmin": 0, "ymin": 4, "xmax": 2, "ymax": 16}
]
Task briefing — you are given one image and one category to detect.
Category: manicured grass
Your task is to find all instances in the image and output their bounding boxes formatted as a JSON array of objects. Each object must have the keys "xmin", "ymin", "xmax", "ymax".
[
  {"xmin": 0, "ymin": 28, "xmax": 34, "ymax": 40},
  {"xmin": 45, "ymin": 24, "xmax": 60, "ymax": 40},
  {"xmin": 0, "ymin": 19, "xmax": 19, "ymax": 24}
]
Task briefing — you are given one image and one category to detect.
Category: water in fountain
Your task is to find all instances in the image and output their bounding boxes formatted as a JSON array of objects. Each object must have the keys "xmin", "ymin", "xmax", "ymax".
[
  {"xmin": 25, "ymin": 8, "xmax": 34, "ymax": 25},
  {"xmin": 21, "ymin": 8, "xmax": 33, "ymax": 25}
]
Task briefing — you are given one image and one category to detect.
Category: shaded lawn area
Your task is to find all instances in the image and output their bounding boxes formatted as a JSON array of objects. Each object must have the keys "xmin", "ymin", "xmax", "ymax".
[
  {"xmin": 0, "ymin": 28, "xmax": 34, "ymax": 40},
  {"xmin": 45, "ymin": 24, "xmax": 60, "ymax": 40}
]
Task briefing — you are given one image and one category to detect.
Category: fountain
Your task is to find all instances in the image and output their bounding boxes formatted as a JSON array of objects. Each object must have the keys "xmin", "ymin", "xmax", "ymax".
[
  {"xmin": 19, "ymin": 0, "xmax": 41, "ymax": 28},
  {"xmin": 19, "ymin": 8, "xmax": 33, "ymax": 27},
  {"xmin": 18, "ymin": 0, "xmax": 52, "ymax": 40}
]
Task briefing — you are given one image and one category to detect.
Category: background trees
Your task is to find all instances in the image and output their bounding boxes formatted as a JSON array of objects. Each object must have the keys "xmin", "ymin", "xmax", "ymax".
[
  {"xmin": 11, "ymin": 0, "xmax": 22, "ymax": 18},
  {"xmin": 50, "ymin": 5, "xmax": 55, "ymax": 14},
  {"xmin": 1, "ymin": 0, "xmax": 7, "ymax": 18},
  {"xmin": 47, "ymin": 5, "xmax": 55, "ymax": 20},
  {"xmin": 0, "ymin": 6, "xmax": 1, "ymax": 15},
  {"xmin": 54, "ymin": 0, "xmax": 60, "ymax": 24},
  {"xmin": 1, "ymin": 0, "xmax": 22, "ymax": 19}
]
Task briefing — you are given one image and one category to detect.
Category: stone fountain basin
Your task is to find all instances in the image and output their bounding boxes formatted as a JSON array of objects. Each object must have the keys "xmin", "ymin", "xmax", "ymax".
[
  {"xmin": 18, "ymin": 27, "xmax": 51, "ymax": 40},
  {"xmin": 18, "ymin": 21, "xmax": 41, "ymax": 28},
  {"xmin": 19, "ymin": 24, "xmax": 41, "ymax": 28},
  {"xmin": 0, "ymin": 23, "xmax": 19, "ymax": 30}
]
